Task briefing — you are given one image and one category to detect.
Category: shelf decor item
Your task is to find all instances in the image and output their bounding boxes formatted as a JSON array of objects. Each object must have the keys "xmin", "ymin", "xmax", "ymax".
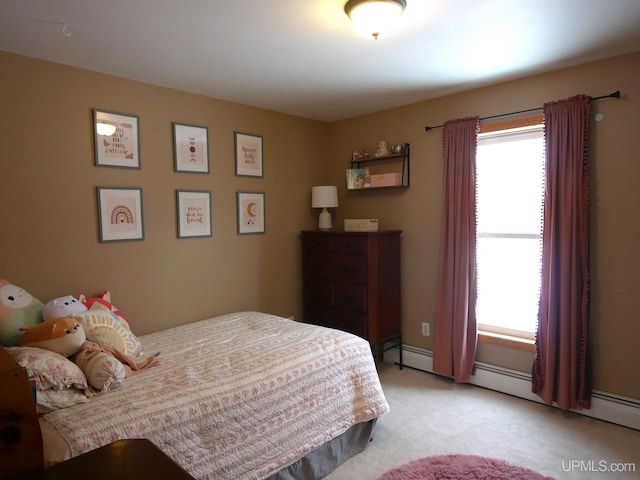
[
  {"xmin": 348, "ymin": 142, "xmax": 410, "ymax": 189},
  {"xmin": 176, "ymin": 190, "xmax": 212, "ymax": 238},
  {"xmin": 173, "ymin": 123, "xmax": 210, "ymax": 173},
  {"xmin": 346, "ymin": 168, "xmax": 367, "ymax": 189},
  {"xmin": 93, "ymin": 109, "xmax": 140, "ymax": 169},
  {"xmin": 96, "ymin": 187, "xmax": 144, "ymax": 242},
  {"xmin": 344, "ymin": 219, "xmax": 379, "ymax": 232},
  {"xmin": 237, "ymin": 191, "xmax": 265, "ymax": 234},
  {"xmin": 235, "ymin": 132, "xmax": 263, "ymax": 177},
  {"xmin": 311, "ymin": 186, "xmax": 339, "ymax": 230}
]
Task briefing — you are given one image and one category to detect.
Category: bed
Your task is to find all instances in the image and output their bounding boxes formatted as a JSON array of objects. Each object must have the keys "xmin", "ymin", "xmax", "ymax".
[{"xmin": 32, "ymin": 311, "xmax": 390, "ymax": 479}]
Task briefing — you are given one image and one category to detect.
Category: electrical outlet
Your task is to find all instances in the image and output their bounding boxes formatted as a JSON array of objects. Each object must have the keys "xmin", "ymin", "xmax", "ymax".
[{"xmin": 421, "ymin": 322, "xmax": 430, "ymax": 336}]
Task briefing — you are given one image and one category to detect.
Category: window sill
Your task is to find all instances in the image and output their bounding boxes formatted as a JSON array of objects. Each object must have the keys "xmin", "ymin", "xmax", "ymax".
[{"xmin": 478, "ymin": 330, "xmax": 535, "ymax": 352}]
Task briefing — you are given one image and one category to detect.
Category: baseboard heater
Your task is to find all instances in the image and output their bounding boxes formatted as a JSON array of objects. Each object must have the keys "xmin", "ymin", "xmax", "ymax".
[{"xmin": 383, "ymin": 344, "xmax": 640, "ymax": 431}]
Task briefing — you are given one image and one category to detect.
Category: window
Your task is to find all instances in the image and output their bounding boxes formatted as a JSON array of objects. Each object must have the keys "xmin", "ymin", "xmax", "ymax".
[{"xmin": 476, "ymin": 123, "xmax": 544, "ymax": 339}]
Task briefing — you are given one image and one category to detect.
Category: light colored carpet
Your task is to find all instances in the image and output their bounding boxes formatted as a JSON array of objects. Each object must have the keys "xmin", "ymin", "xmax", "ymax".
[{"xmin": 325, "ymin": 363, "xmax": 640, "ymax": 480}]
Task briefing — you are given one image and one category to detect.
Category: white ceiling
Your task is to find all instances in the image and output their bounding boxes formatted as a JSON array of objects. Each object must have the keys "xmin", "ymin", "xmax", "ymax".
[{"xmin": 1, "ymin": 0, "xmax": 640, "ymax": 122}]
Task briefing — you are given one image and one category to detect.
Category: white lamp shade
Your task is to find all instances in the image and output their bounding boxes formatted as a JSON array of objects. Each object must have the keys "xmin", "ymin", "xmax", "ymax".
[
  {"xmin": 345, "ymin": 0, "xmax": 406, "ymax": 39},
  {"xmin": 312, "ymin": 186, "xmax": 339, "ymax": 208}
]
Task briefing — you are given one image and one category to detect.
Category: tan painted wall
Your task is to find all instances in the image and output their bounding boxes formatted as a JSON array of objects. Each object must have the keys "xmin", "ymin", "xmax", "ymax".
[
  {"xmin": 327, "ymin": 51, "xmax": 640, "ymax": 399},
  {"xmin": 2, "ymin": 50, "xmax": 639, "ymax": 400},
  {"xmin": 0, "ymin": 52, "xmax": 327, "ymax": 334}
]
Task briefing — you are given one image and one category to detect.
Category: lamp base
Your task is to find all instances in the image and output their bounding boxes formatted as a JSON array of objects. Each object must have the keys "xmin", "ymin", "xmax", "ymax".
[{"xmin": 318, "ymin": 208, "xmax": 332, "ymax": 230}]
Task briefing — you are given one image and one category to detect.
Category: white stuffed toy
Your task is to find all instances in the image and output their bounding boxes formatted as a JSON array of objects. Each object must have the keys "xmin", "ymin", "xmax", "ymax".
[{"xmin": 43, "ymin": 295, "xmax": 87, "ymax": 321}]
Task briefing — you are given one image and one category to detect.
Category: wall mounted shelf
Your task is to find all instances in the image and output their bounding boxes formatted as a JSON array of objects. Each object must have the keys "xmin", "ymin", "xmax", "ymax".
[{"xmin": 347, "ymin": 143, "xmax": 410, "ymax": 190}]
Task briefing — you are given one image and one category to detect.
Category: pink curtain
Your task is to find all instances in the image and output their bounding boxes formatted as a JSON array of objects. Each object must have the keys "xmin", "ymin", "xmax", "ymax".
[
  {"xmin": 532, "ymin": 95, "xmax": 592, "ymax": 410},
  {"xmin": 433, "ymin": 117, "xmax": 479, "ymax": 383}
]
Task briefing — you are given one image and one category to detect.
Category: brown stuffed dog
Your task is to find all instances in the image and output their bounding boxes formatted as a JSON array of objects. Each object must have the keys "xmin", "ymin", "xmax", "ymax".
[{"xmin": 19, "ymin": 316, "xmax": 86, "ymax": 356}]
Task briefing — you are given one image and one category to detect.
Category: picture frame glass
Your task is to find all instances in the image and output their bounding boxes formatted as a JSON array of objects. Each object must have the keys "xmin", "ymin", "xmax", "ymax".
[
  {"xmin": 237, "ymin": 192, "xmax": 265, "ymax": 234},
  {"xmin": 97, "ymin": 187, "xmax": 144, "ymax": 242},
  {"xmin": 235, "ymin": 132, "xmax": 263, "ymax": 177},
  {"xmin": 94, "ymin": 109, "xmax": 140, "ymax": 169},
  {"xmin": 177, "ymin": 190, "xmax": 212, "ymax": 238},
  {"xmin": 174, "ymin": 123, "xmax": 210, "ymax": 173}
]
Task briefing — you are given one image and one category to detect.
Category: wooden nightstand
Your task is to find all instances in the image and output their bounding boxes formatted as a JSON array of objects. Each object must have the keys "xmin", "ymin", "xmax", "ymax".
[{"xmin": 16, "ymin": 439, "xmax": 196, "ymax": 480}]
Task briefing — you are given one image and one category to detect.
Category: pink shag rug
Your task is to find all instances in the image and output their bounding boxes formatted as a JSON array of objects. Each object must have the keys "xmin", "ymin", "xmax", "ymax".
[{"xmin": 378, "ymin": 454, "xmax": 555, "ymax": 480}]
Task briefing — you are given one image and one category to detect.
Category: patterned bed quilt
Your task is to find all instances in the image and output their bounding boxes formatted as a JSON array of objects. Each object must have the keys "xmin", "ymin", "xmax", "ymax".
[{"xmin": 39, "ymin": 311, "xmax": 390, "ymax": 479}]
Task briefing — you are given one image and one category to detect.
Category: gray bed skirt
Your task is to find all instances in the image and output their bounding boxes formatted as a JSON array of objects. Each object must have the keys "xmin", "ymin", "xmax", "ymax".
[{"xmin": 268, "ymin": 419, "xmax": 377, "ymax": 480}]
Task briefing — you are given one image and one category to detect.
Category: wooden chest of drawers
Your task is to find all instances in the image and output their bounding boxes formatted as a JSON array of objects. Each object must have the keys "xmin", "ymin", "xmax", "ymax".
[{"xmin": 301, "ymin": 230, "xmax": 402, "ymax": 367}]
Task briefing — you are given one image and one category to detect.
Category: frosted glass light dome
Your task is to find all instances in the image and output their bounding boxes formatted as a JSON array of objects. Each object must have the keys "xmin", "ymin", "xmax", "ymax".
[{"xmin": 345, "ymin": 0, "xmax": 406, "ymax": 39}]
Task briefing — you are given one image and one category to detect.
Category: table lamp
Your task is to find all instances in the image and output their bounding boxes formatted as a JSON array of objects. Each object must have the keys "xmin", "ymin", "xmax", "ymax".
[{"xmin": 311, "ymin": 186, "xmax": 339, "ymax": 230}]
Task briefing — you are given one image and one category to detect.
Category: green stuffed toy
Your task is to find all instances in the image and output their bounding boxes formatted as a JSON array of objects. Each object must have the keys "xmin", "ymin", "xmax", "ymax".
[{"xmin": 0, "ymin": 279, "xmax": 44, "ymax": 346}]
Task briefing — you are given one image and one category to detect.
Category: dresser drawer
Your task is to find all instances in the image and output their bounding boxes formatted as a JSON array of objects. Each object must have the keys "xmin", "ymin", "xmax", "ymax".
[
  {"xmin": 333, "ymin": 282, "xmax": 366, "ymax": 311},
  {"xmin": 303, "ymin": 279, "xmax": 333, "ymax": 305},
  {"xmin": 303, "ymin": 306, "xmax": 367, "ymax": 338},
  {"xmin": 334, "ymin": 236, "xmax": 367, "ymax": 255},
  {"xmin": 334, "ymin": 255, "xmax": 366, "ymax": 283},
  {"xmin": 332, "ymin": 309, "xmax": 367, "ymax": 338},
  {"xmin": 302, "ymin": 235, "xmax": 333, "ymax": 252},
  {"xmin": 304, "ymin": 253, "xmax": 366, "ymax": 283},
  {"xmin": 303, "ymin": 253, "xmax": 334, "ymax": 279}
]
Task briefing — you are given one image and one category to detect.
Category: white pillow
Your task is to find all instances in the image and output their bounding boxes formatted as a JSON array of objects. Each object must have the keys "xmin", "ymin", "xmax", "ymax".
[
  {"xmin": 72, "ymin": 350, "xmax": 125, "ymax": 392},
  {"xmin": 72, "ymin": 304, "xmax": 141, "ymax": 357},
  {"xmin": 5, "ymin": 346, "xmax": 90, "ymax": 413},
  {"xmin": 37, "ymin": 388, "xmax": 90, "ymax": 414}
]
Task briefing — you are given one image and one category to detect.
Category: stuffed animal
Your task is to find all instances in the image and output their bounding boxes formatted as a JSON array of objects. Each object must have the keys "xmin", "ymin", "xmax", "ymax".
[
  {"xmin": 0, "ymin": 279, "xmax": 44, "ymax": 346},
  {"xmin": 43, "ymin": 295, "xmax": 88, "ymax": 321},
  {"xmin": 17, "ymin": 316, "xmax": 158, "ymax": 394},
  {"xmin": 375, "ymin": 140, "xmax": 389, "ymax": 157},
  {"xmin": 19, "ymin": 316, "xmax": 86, "ymax": 357},
  {"xmin": 80, "ymin": 291, "xmax": 129, "ymax": 324}
]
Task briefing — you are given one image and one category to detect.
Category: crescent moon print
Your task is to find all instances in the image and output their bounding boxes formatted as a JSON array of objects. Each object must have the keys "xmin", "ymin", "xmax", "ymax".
[
  {"xmin": 243, "ymin": 201, "xmax": 258, "ymax": 225},
  {"xmin": 238, "ymin": 192, "xmax": 264, "ymax": 234}
]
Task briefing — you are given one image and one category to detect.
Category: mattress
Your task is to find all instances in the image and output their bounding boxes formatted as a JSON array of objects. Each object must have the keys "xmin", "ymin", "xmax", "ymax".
[{"xmin": 39, "ymin": 311, "xmax": 390, "ymax": 479}]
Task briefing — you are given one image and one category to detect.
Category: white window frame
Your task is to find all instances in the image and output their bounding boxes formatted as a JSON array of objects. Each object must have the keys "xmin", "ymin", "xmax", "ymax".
[{"xmin": 476, "ymin": 124, "xmax": 544, "ymax": 341}]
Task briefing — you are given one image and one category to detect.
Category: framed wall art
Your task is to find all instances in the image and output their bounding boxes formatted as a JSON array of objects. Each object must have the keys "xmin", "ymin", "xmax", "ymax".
[
  {"xmin": 235, "ymin": 132, "xmax": 263, "ymax": 177},
  {"xmin": 237, "ymin": 191, "xmax": 265, "ymax": 235},
  {"xmin": 176, "ymin": 190, "xmax": 212, "ymax": 238},
  {"xmin": 96, "ymin": 187, "xmax": 144, "ymax": 242},
  {"xmin": 173, "ymin": 123, "xmax": 210, "ymax": 173},
  {"xmin": 93, "ymin": 109, "xmax": 141, "ymax": 169}
]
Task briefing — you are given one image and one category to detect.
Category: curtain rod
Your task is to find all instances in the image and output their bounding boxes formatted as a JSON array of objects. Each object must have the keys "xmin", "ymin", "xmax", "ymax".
[{"xmin": 424, "ymin": 90, "xmax": 620, "ymax": 132}]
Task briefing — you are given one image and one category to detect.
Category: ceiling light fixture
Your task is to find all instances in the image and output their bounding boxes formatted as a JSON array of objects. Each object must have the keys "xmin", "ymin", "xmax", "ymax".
[{"xmin": 344, "ymin": 0, "xmax": 407, "ymax": 39}]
